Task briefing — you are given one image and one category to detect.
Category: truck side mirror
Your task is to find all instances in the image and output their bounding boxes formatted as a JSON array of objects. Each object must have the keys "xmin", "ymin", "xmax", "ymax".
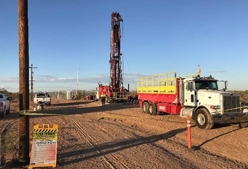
[{"xmin": 224, "ymin": 81, "xmax": 228, "ymax": 90}]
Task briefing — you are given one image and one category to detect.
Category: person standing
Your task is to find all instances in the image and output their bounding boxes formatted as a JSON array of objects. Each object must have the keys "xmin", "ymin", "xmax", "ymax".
[{"xmin": 100, "ymin": 92, "xmax": 106, "ymax": 105}]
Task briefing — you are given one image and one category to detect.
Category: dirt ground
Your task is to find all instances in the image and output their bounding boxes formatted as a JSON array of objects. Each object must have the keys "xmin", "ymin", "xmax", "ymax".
[{"xmin": 1, "ymin": 98, "xmax": 248, "ymax": 169}]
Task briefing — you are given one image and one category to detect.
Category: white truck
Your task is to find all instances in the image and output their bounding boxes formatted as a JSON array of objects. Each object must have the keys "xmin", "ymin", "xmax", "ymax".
[
  {"xmin": 0, "ymin": 93, "xmax": 11, "ymax": 118},
  {"xmin": 34, "ymin": 92, "xmax": 51, "ymax": 106},
  {"xmin": 137, "ymin": 70, "xmax": 248, "ymax": 129}
]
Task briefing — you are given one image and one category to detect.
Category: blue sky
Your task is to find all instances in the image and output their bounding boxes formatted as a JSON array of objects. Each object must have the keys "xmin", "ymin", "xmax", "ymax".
[{"xmin": 0, "ymin": 0, "xmax": 248, "ymax": 92}]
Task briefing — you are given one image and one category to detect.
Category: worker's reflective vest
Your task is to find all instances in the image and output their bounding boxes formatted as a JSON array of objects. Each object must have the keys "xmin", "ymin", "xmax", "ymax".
[{"xmin": 101, "ymin": 94, "xmax": 106, "ymax": 98}]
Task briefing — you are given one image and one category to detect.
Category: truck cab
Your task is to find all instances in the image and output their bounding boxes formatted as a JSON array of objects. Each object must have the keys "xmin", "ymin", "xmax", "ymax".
[
  {"xmin": 0, "ymin": 93, "xmax": 11, "ymax": 118},
  {"xmin": 180, "ymin": 75, "xmax": 247, "ymax": 129},
  {"xmin": 182, "ymin": 76, "xmax": 219, "ymax": 107}
]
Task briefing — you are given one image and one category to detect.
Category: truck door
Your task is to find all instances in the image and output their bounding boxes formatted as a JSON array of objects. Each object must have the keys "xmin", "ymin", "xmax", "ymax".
[{"xmin": 184, "ymin": 81, "xmax": 197, "ymax": 107}]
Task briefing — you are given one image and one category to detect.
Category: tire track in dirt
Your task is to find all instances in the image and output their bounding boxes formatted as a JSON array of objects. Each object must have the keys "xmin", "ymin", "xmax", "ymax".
[
  {"xmin": 41, "ymin": 101, "xmax": 248, "ymax": 168},
  {"xmin": 60, "ymin": 113, "xmax": 191, "ymax": 168},
  {"xmin": 87, "ymin": 114, "xmax": 248, "ymax": 168},
  {"xmin": 119, "ymin": 115, "xmax": 248, "ymax": 168},
  {"xmin": 84, "ymin": 116, "xmax": 197, "ymax": 168},
  {"xmin": 68, "ymin": 116, "xmax": 129, "ymax": 169},
  {"xmin": 165, "ymin": 138, "xmax": 248, "ymax": 168}
]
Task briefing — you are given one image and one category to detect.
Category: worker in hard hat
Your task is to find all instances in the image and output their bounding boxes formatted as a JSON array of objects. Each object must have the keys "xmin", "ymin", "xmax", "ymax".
[{"xmin": 100, "ymin": 92, "xmax": 106, "ymax": 106}]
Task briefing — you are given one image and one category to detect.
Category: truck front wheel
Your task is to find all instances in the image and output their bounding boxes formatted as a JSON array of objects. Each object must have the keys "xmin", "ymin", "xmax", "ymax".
[
  {"xmin": 142, "ymin": 102, "xmax": 149, "ymax": 114},
  {"xmin": 195, "ymin": 108, "xmax": 214, "ymax": 129}
]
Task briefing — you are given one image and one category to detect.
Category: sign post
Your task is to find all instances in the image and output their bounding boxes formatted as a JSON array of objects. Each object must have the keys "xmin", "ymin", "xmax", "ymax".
[{"xmin": 29, "ymin": 124, "xmax": 58, "ymax": 169}]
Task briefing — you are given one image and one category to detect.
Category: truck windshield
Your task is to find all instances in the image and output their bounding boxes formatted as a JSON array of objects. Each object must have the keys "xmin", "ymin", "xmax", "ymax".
[
  {"xmin": 36, "ymin": 93, "xmax": 50, "ymax": 97},
  {"xmin": 195, "ymin": 80, "xmax": 218, "ymax": 90},
  {"xmin": 37, "ymin": 93, "xmax": 46, "ymax": 97}
]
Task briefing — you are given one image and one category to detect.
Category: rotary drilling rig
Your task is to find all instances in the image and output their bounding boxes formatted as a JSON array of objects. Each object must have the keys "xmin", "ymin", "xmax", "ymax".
[{"xmin": 97, "ymin": 12, "xmax": 129, "ymax": 102}]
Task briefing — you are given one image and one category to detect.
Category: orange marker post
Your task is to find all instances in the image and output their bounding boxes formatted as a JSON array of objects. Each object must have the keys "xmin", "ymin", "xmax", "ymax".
[{"xmin": 187, "ymin": 116, "xmax": 192, "ymax": 149}]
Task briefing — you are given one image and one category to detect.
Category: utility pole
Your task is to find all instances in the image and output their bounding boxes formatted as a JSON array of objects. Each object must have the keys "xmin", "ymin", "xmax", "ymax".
[
  {"xmin": 29, "ymin": 64, "xmax": 37, "ymax": 101},
  {"xmin": 18, "ymin": 0, "xmax": 30, "ymax": 164}
]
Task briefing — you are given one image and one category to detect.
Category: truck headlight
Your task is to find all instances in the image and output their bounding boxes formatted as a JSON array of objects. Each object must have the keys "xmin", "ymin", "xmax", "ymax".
[{"xmin": 210, "ymin": 105, "xmax": 220, "ymax": 109}]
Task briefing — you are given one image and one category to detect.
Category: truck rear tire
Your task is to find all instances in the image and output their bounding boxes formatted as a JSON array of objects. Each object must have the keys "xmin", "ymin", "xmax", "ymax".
[
  {"xmin": 231, "ymin": 122, "xmax": 248, "ymax": 128},
  {"xmin": 6, "ymin": 106, "xmax": 10, "ymax": 114},
  {"xmin": 1, "ymin": 107, "xmax": 6, "ymax": 118},
  {"xmin": 149, "ymin": 103, "xmax": 157, "ymax": 115},
  {"xmin": 195, "ymin": 108, "xmax": 214, "ymax": 129},
  {"xmin": 142, "ymin": 102, "xmax": 149, "ymax": 113}
]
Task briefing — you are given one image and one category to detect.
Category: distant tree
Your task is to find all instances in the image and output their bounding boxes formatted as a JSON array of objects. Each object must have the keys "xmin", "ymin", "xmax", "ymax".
[
  {"xmin": 77, "ymin": 91, "xmax": 83, "ymax": 100},
  {"xmin": 0, "ymin": 88, "xmax": 19, "ymax": 100},
  {"xmin": 82, "ymin": 90, "xmax": 86, "ymax": 100},
  {"xmin": 0, "ymin": 88, "xmax": 9, "ymax": 94},
  {"xmin": 72, "ymin": 90, "xmax": 83, "ymax": 100}
]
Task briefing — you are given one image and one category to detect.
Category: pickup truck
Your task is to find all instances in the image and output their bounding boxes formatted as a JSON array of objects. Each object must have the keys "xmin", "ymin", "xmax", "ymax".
[
  {"xmin": 0, "ymin": 93, "xmax": 11, "ymax": 118},
  {"xmin": 34, "ymin": 92, "xmax": 51, "ymax": 105}
]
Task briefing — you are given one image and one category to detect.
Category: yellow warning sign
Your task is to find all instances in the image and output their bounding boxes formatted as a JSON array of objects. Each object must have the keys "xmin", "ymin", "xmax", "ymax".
[{"xmin": 29, "ymin": 124, "xmax": 58, "ymax": 169}]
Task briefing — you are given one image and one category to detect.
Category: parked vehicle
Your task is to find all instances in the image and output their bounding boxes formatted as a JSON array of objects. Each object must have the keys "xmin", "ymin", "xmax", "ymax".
[
  {"xmin": 0, "ymin": 93, "xmax": 11, "ymax": 118},
  {"xmin": 137, "ymin": 70, "xmax": 248, "ymax": 129},
  {"xmin": 96, "ymin": 84, "xmax": 129, "ymax": 103},
  {"xmin": 34, "ymin": 92, "xmax": 51, "ymax": 106}
]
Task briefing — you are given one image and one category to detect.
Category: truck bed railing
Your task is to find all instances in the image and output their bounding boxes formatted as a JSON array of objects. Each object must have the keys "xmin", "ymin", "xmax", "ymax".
[{"xmin": 137, "ymin": 72, "xmax": 177, "ymax": 94}]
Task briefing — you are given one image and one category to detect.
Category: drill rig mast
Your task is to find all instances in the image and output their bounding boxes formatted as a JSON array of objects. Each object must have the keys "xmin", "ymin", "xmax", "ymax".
[
  {"xmin": 110, "ymin": 12, "xmax": 123, "ymax": 94},
  {"xmin": 97, "ymin": 12, "xmax": 129, "ymax": 103}
]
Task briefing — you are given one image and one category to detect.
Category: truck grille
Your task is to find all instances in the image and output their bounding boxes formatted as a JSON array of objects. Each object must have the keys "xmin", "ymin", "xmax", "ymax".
[{"xmin": 223, "ymin": 95, "xmax": 240, "ymax": 113}]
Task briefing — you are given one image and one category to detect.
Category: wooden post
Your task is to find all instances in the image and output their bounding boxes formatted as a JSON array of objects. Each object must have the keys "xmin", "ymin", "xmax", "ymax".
[{"xmin": 18, "ymin": 0, "xmax": 30, "ymax": 164}]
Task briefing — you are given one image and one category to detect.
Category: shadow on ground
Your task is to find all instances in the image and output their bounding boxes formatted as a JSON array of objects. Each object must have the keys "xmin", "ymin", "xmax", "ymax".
[
  {"xmin": 58, "ymin": 127, "xmax": 186, "ymax": 166},
  {"xmin": 28, "ymin": 102, "xmax": 138, "ymax": 117},
  {"xmin": 193, "ymin": 127, "xmax": 241, "ymax": 150},
  {"xmin": 51, "ymin": 100, "xmax": 93, "ymax": 106}
]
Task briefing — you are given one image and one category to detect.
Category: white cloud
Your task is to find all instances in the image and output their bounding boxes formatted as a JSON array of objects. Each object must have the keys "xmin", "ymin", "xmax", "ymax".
[{"xmin": 0, "ymin": 72, "xmax": 144, "ymax": 92}]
